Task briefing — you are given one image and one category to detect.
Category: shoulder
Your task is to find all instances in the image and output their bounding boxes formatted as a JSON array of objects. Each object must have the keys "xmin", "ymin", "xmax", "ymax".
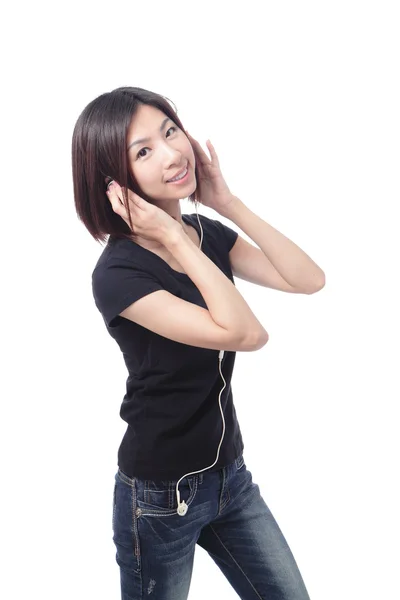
[
  {"xmin": 91, "ymin": 237, "xmax": 156, "ymax": 295},
  {"xmin": 92, "ymin": 247, "xmax": 163, "ymax": 328},
  {"xmin": 92, "ymin": 236, "xmax": 145, "ymax": 277}
]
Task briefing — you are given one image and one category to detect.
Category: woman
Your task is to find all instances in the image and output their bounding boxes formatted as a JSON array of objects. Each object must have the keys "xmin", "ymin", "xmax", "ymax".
[{"xmin": 72, "ymin": 86, "xmax": 323, "ymax": 599}]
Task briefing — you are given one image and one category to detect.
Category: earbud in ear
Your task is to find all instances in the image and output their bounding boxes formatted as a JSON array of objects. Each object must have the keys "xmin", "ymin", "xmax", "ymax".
[{"xmin": 104, "ymin": 176, "xmax": 114, "ymax": 190}]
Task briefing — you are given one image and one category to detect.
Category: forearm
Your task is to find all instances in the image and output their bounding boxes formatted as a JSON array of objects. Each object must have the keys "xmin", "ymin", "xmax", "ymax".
[
  {"xmin": 164, "ymin": 229, "xmax": 268, "ymax": 342},
  {"xmin": 220, "ymin": 197, "xmax": 325, "ymax": 291}
]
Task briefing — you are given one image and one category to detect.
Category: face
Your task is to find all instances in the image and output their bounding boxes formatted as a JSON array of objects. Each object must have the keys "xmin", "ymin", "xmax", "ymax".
[{"xmin": 126, "ymin": 104, "xmax": 196, "ymax": 202}]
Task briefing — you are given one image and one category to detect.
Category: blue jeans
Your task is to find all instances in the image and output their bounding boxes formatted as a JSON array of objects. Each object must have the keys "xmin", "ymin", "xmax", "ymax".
[{"xmin": 112, "ymin": 453, "xmax": 311, "ymax": 599}]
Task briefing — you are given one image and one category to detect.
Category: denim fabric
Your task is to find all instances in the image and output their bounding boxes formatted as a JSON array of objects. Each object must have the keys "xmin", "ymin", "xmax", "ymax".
[{"xmin": 112, "ymin": 453, "xmax": 311, "ymax": 599}]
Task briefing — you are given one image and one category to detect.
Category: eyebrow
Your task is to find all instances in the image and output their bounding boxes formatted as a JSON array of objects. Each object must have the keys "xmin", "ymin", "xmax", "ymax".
[{"xmin": 127, "ymin": 117, "xmax": 171, "ymax": 152}]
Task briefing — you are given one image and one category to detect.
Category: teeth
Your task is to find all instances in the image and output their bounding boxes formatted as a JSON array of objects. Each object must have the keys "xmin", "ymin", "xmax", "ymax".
[{"xmin": 169, "ymin": 167, "xmax": 187, "ymax": 182}]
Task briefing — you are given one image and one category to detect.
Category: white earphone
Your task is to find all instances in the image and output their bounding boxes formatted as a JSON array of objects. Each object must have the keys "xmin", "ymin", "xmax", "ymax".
[{"xmin": 175, "ymin": 199, "xmax": 226, "ymax": 516}]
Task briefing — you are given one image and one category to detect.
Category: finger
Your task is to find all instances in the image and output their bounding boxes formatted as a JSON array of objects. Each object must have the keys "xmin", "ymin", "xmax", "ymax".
[
  {"xmin": 124, "ymin": 187, "xmax": 146, "ymax": 211},
  {"xmin": 106, "ymin": 189, "xmax": 122, "ymax": 215},
  {"xmin": 106, "ymin": 185, "xmax": 126, "ymax": 216},
  {"xmin": 186, "ymin": 133, "xmax": 211, "ymax": 167},
  {"xmin": 110, "ymin": 183, "xmax": 133, "ymax": 211},
  {"xmin": 108, "ymin": 181, "xmax": 123, "ymax": 201},
  {"xmin": 192, "ymin": 137, "xmax": 220, "ymax": 170},
  {"xmin": 106, "ymin": 179, "xmax": 122, "ymax": 198},
  {"xmin": 107, "ymin": 189, "xmax": 135, "ymax": 232},
  {"xmin": 205, "ymin": 139, "xmax": 220, "ymax": 168},
  {"xmin": 107, "ymin": 182, "xmax": 144, "ymax": 218}
]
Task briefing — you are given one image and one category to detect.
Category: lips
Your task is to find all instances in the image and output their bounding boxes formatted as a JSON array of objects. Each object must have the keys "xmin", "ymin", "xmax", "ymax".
[{"xmin": 166, "ymin": 163, "xmax": 188, "ymax": 182}]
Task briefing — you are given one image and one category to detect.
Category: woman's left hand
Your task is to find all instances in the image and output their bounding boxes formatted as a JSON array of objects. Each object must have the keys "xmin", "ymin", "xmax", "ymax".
[{"xmin": 186, "ymin": 131, "xmax": 236, "ymax": 214}]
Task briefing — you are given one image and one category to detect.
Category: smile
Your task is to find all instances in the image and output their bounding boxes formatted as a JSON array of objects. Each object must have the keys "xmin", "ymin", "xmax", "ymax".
[{"xmin": 167, "ymin": 166, "xmax": 189, "ymax": 184}]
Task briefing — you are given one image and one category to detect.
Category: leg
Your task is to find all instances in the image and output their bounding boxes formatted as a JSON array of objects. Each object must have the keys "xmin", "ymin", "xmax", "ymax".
[
  {"xmin": 112, "ymin": 469, "xmax": 199, "ymax": 600},
  {"xmin": 197, "ymin": 456, "xmax": 311, "ymax": 600}
]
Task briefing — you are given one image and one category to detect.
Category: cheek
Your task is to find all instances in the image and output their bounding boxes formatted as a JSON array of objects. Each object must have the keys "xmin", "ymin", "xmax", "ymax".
[
  {"xmin": 186, "ymin": 141, "xmax": 196, "ymax": 166},
  {"xmin": 131, "ymin": 163, "xmax": 154, "ymax": 188}
]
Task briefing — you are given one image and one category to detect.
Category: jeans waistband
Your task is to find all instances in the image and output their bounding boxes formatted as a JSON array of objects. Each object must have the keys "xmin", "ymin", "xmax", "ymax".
[{"xmin": 118, "ymin": 452, "xmax": 244, "ymax": 488}]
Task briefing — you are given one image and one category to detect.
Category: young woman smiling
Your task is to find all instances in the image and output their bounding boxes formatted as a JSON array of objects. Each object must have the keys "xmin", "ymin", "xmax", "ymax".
[{"xmin": 72, "ymin": 86, "xmax": 323, "ymax": 600}]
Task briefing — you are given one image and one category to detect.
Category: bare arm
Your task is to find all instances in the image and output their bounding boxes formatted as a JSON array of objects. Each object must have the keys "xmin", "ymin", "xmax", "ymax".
[{"xmin": 163, "ymin": 229, "xmax": 269, "ymax": 348}]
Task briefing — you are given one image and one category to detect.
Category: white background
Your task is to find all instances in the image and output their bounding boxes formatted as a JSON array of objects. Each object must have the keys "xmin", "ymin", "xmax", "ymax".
[{"xmin": 1, "ymin": 1, "xmax": 399, "ymax": 598}]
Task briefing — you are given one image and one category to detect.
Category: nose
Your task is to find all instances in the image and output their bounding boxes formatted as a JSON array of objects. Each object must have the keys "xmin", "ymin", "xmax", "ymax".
[
  {"xmin": 160, "ymin": 139, "xmax": 183, "ymax": 162},
  {"xmin": 164, "ymin": 151, "xmax": 182, "ymax": 167}
]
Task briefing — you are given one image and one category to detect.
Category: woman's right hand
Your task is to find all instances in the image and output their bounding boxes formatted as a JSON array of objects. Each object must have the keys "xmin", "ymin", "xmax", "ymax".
[{"xmin": 106, "ymin": 181, "xmax": 183, "ymax": 244}]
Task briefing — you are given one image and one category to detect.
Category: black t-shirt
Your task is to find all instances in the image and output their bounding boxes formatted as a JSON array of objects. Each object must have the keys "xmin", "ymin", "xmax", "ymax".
[{"xmin": 92, "ymin": 213, "xmax": 244, "ymax": 480}]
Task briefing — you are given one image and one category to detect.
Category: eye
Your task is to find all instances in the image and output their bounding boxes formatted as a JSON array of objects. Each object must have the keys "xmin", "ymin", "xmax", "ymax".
[{"xmin": 136, "ymin": 126, "xmax": 178, "ymax": 159}]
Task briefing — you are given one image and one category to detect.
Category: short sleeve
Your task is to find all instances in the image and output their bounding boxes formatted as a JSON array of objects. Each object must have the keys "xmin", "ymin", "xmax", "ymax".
[
  {"xmin": 213, "ymin": 219, "xmax": 239, "ymax": 252},
  {"xmin": 92, "ymin": 262, "xmax": 164, "ymax": 327}
]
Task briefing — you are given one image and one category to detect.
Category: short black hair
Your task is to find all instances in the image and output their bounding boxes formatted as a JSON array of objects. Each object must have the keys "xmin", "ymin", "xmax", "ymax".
[{"xmin": 71, "ymin": 86, "xmax": 199, "ymax": 245}]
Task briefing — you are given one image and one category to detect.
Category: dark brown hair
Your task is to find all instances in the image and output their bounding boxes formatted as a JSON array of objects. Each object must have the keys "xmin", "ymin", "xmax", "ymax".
[{"xmin": 71, "ymin": 86, "xmax": 200, "ymax": 245}]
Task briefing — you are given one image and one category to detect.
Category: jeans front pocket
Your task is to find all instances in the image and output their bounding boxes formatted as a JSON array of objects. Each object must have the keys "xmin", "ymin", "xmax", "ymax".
[{"xmin": 136, "ymin": 475, "xmax": 199, "ymax": 516}]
